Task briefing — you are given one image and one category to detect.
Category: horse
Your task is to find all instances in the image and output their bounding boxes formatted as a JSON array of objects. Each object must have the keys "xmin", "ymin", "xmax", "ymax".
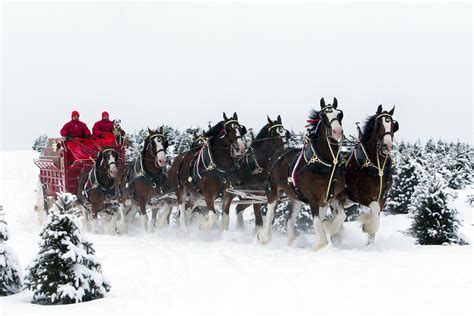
[
  {"xmin": 115, "ymin": 127, "xmax": 169, "ymax": 233},
  {"xmin": 157, "ymin": 112, "xmax": 247, "ymax": 236},
  {"xmin": 345, "ymin": 105, "xmax": 399, "ymax": 244},
  {"xmin": 75, "ymin": 147, "xmax": 120, "ymax": 232},
  {"xmin": 234, "ymin": 115, "xmax": 289, "ymax": 230},
  {"xmin": 258, "ymin": 97, "xmax": 346, "ymax": 251}
]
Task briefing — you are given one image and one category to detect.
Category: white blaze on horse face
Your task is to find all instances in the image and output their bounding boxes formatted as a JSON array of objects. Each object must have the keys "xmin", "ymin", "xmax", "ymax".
[
  {"xmin": 107, "ymin": 153, "xmax": 118, "ymax": 178},
  {"xmin": 326, "ymin": 109, "xmax": 343, "ymax": 142},
  {"xmin": 233, "ymin": 124, "xmax": 246, "ymax": 155},
  {"xmin": 277, "ymin": 127, "xmax": 288, "ymax": 149},
  {"xmin": 382, "ymin": 117, "xmax": 393, "ymax": 152},
  {"xmin": 154, "ymin": 138, "xmax": 166, "ymax": 167}
]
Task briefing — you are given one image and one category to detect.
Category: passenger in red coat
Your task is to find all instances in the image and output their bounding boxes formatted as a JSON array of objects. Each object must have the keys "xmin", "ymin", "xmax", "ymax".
[
  {"xmin": 60, "ymin": 111, "xmax": 91, "ymax": 141},
  {"xmin": 92, "ymin": 111, "xmax": 125, "ymax": 138}
]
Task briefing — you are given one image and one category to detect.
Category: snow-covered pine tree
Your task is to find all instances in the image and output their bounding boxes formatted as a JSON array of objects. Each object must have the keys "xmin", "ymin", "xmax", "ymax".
[
  {"xmin": 0, "ymin": 205, "xmax": 23, "ymax": 296},
  {"xmin": 125, "ymin": 127, "xmax": 148, "ymax": 162},
  {"xmin": 32, "ymin": 134, "xmax": 48, "ymax": 153},
  {"xmin": 386, "ymin": 148, "xmax": 423, "ymax": 214},
  {"xmin": 24, "ymin": 193, "xmax": 110, "ymax": 305},
  {"xmin": 447, "ymin": 142, "xmax": 473, "ymax": 189},
  {"xmin": 409, "ymin": 175, "xmax": 462, "ymax": 245}
]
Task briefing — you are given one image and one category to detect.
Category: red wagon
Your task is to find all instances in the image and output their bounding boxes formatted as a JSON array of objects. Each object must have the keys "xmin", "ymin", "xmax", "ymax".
[{"xmin": 34, "ymin": 136, "xmax": 126, "ymax": 214}]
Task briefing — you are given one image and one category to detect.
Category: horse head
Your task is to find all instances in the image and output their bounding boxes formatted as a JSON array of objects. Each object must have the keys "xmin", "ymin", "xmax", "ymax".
[
  {"xmin": 222, "ymin": 112, "xmax": 247, "ymax": 157},
  {"xmin": 145, "ymin": 126, "xmax": 168, "ymax": 167},
  {"xmin": 374, "ymin": 105, "xmax": 399, "ymax": 155},
  {"xmin": 319, "ymin": 97, "xmax": 344, "ymax": 142}
]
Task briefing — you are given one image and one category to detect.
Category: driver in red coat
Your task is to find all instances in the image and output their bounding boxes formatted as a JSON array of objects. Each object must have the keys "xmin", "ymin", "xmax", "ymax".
[
  {"xmin": 60, "ymin": 111, "xmax": 91, "ymax": 141},
  {"xmin": 92, "ymin": 111, "xmax": 125, "ymax": 138}
]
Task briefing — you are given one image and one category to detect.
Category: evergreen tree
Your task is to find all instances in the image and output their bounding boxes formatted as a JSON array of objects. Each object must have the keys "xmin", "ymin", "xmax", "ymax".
[
  {"xmin": 386, "ymin": 148, "xmax": 423, "ymax": 214},
  {"xmin": 409, "ymin": 175, "xmax": 462, "ymax": 245},
  {"xmin": 24, "ymin": 193, "xmax": 111, "ymax": 305},
  {"xmin": 0, "ymin": 205, "xmax": 23, "ymax": 296},
  {"xmin": 32, "ymin": 134, "xmax": 48, "ymax": 153}
]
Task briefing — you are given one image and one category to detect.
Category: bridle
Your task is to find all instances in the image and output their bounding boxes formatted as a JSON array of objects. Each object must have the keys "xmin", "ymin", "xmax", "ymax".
[
  {"xmin": 147, "ymin": 133, "xmax": 167, "ymax": 155},
  {"xmin": 375, "ymin": 113, "xmax": 397, "ymax": 156},
  {"xmin": 99, "ymin": 148, "xmax": 118, "ymax": 179}
]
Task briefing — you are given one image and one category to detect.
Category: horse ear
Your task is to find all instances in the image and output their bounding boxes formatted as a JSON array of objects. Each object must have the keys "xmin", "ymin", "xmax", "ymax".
[
  {"xmin": 267, "ymin": 115, "xmax": 272, "ymax": 124},
  {"xmin": 148, "ymin": 127, "xmax": 153, "ymax": 135},
  {"xmin": 333, "ymin": 97, "xmax": 338, "ymax": 108},
  {"xmin": 223, "ymin": 112, "xmax": 229, "ymax": 121},
  {"xmin": 389, "ymin": 105, "xmax": 395, "ymax": 116},
  {"xmin": 160, "ymin": 126, "xmax": 164, "ymax": 134},
  {"xmin": 320, "ymin": 98, "xmax": 326, "ymax": 109},
  {"xmin": 233, "ymin": 112, "xmax": 238, "ymax": 120},
  {"xmin": 277, "ymin": 115, "xmax": 282, "ymax": 123},
  {"xmin": 377, "ymin": 105, "xmax": 383, "ymax": 114}
]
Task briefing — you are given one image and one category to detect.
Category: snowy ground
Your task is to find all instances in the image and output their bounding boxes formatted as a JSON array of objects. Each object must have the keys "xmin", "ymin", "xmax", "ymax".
[{"xmin": 0, "ymin": 150, "xmax": 472, "ymax": 316}]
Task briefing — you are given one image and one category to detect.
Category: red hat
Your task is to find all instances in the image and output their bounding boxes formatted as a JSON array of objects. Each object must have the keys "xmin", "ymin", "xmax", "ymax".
[
  {"xmin": 71, "ymin": 111, "xmax": 80, "ymax": 118},
  {"xmin": 102, "ymin": 111, "xmax": 109, "ymax": 119}
]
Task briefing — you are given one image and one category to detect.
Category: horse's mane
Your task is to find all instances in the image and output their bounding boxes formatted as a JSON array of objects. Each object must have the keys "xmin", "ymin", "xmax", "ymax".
[
  {"xmin": 255, "ymin": 124, "xmax": 271, "ymax": 141},
  {"xmin": 361, "ymin": 114, "xmax": 377, "ymax": 144},
  {"xmin": 308, "ymin": 109, "xmax": 321, "ymax": 136},
  {"xmin": 204, "ymin": 121, "xmax": 225, "ymax": 138}
]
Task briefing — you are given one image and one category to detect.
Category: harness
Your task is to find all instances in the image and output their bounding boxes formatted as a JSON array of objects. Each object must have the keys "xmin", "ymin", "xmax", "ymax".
[
  {"xmin": 346, "ymin": 119, "xmax": 395, "ymax": 202},
  {"xmin": 84, "ymin": 148, "xmax": 117, "ymax": 200},
  {"xmin": 187, "ymin": 140, "xmax": 238, "ymax": 194},
  {"xmin": 125, "ymin": 134, "xmax": 167, "ymax": 199},
  {"xmin": 285, "ymin": 111, "xmax": 344, "ymax": 204},
  {"xmin": 287, "ymin": 136, "xmax": 344, "ymax": 203},
  {"xmin": 245, "ymin": 147, "xmax": 264, "ymax": 175}
]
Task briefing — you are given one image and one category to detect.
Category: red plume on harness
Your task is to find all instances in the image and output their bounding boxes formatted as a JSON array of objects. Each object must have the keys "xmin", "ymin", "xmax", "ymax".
[{"xmin": 307, "ymin": 118, "xmax": 320, "ymax": 123}]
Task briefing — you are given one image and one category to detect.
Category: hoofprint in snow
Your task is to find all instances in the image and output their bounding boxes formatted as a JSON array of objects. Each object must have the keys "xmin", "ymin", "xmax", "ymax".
[{"xmin": 0, "ymin": 150, "xmax": 472, "ymax": 316}]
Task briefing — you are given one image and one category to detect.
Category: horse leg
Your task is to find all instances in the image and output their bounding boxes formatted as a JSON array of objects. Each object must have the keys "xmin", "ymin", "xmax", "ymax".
[
  {"xmin": 200, "ymin": 193, "xmax": 217, "ymax": 231},
  {"xmin": 138, "ymin": 199, "xmax": 148, "ymax": 232},
  {"xmin": 117, "ymin": 202, "xmax": 129, "ymax": 234},
  {"xmin": 221, "ymin": 192, "xmax": 234, "ymax": 231},
  {"xmin": 177, "ymin": 188, "xmax": 189, "ymax": 237},
  {"xmin": 286, "ymin": 200, "xmax": 302, "ymax": 246},
  {"xmin": 106, "ymin": 210, "xmax": 119, "ymax": 235},
  {"xmin": 257, "ymin": 191, "xmax": 278, "ymax": 244},
  {"xmin": 323, "ymin": 201, "xmax": 346, "ymax": 245},
  {"xmin": 324, "ymin": 201, "xmax": 347, "ymax": 239},
  {"xmin": 156, "ymin": 201, "xmax": 172, "ymax": 229},
  {"xmin": 359, "ymin": 201, "xmax": 381, "ymax": 244},
  {"xmin": 312, "ymin": 205, "xmax": 329, "ymax": 251},
  {"xmin": 253, "ymin": 203, "xmax": 263, "ymax": 231},
  {"xmin": 235, "ymin": 204, "xmax": 249, "ymax": 229}
]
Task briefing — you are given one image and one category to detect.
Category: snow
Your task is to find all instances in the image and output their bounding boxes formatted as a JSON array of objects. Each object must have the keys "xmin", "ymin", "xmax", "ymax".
[{"xmin": 0, "ymin": 150, "xmax": 472, "ymax": 315}]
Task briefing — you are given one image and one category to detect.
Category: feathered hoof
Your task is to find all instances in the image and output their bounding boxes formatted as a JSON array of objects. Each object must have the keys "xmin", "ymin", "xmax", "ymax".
[
  {"xmin": 313, "ymin": 241, "xmax": 328, "ymax": 252},
  {"xmin": 287, "ymin": 236, "xmax": 296, "ymax": 247},
  {"xmin": 155, "ymin": 218, "xmax": 169, "ymax": 229},
  {"xmin": 199, "ymin": 212, "xmax": 216, "ymax": 231},
  {"xmin": 178, "ymin": 228, "xmax": 189, "ymax": 238},
  {"xmin": 257, "ymin": 229, "xmax": 272, "ymax": 245}
]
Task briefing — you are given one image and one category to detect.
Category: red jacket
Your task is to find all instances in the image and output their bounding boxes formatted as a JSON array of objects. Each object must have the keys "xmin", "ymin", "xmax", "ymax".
[
  {"xmin": 60, "ymin": 120, "xmax": 91, "ymax": 138},
  {"xmin": 92, "ymin": 119, "xmax": 125, "ymax": 138}
]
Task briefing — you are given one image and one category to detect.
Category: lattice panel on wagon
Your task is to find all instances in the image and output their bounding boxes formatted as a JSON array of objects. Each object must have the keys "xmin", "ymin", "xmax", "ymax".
[{"xmin": 34, "ymin": 158, "xmax": 65, "ymax": 197}]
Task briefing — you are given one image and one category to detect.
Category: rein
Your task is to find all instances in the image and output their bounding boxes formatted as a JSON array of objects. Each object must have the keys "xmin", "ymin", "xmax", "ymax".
[
  {"xmin": 289, "ymin": 115, "xmax": 343, "ymax": 203},
  {"xmin": 354, "ymin": 121, "xmax": 391, "ymax": 202}
]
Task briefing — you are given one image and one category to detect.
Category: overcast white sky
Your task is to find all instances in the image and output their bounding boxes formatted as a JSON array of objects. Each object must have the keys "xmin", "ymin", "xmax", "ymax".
[{"xmin": 1, "ymin": 2, "xmax": 472, "ymax": 150}]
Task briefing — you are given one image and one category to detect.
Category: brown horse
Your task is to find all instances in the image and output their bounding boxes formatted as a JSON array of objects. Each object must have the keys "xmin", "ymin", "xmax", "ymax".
[
  {"xmin": 234, "ymin": 115, "xmax": 289, "ymax": 230},
  {"xmin": 158, "ymin": 113, "xmax": 246, "ymax": 236},
  {"xmin": 345, "ymin": 105, "xmax": 399, "ymax": 244},
  {"xmin": 115, "ymin": 127, "xmax": 169, "ymax": 233},
  {"xmin": 75, "ymin": 147, "xmax": 120, "ymax": 232},
  {"xmin": 259, "ymin": 98, "xmax": 346, "ymax": 251}
]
